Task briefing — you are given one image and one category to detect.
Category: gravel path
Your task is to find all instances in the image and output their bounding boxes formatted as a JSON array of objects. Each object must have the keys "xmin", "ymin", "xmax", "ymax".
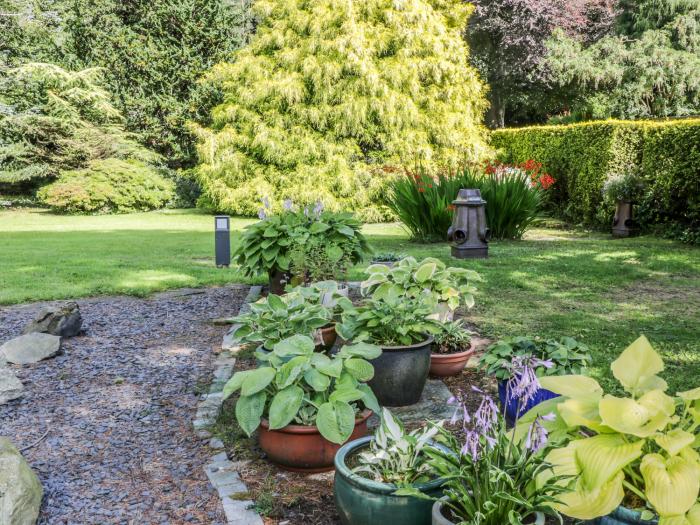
[{"xmin": 0, "ymin": 285, "xmax": 248, "ymax": 525}]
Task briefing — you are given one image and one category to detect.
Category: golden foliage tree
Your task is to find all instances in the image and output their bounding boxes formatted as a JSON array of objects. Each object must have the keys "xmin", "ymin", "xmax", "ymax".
[{"xmin": 194, "ymin": 0, "xmax": 488, "ymax": 221}]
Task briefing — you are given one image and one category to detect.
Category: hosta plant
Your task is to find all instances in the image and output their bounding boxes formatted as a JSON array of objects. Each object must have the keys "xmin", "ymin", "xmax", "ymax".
[
  {"xmin": 433, "ymin": 320, "xmax": 472, "ymax": 355},
  {"xmin": 233, "ymin": 200, "xmax": 369, "ymax": 281},
  {"xmin": 479, "ymin": 336, "xmax": 591, "ymax": 381},
  {"xmin": 230, "ymin": 291, "xmax": 332, "ymax": 348},
  {"xmin": 291, "ymin": 281, "xmax": 354, "ymax": 321},
  {"xmin": 222, "ymin": 335, "xmax": 381, "ymax": 444},
  {"xmin": 361, "ymin": 257, "xmax": 481, "ymax": 313},
  {"xmin": 337, "ymin": 292, "xmax": 440, "ymax": 347},
  {"xmin": 518, "ymin": 335, "xmax": 700, "ymax": 523},
  {"xmin": 353, "ymin": 408, "xmax": 440, "ymax": 487}
]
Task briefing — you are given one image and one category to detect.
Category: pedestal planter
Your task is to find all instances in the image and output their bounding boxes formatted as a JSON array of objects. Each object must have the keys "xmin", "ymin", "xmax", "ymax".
[
  {"xmin": 497, "ymin": 381, "xmax": 559, "ymax": 425},
  {"xmin": 429, "ymin": 344, "xmax": 474, "ymax": 377},
  {"xmin": 586, "ymin": 507, "xmax": 658, "ymax": 525},
  {"xmin": 368, "ymin": 337, "xmax": 433, "ymax": 407},
  {"xmin": 268, "ymin": 269, "xmax": 292, "ymax": 295},
  {"xmin": 258, "ymin": 410, "xmax": 372, "ymax": 473},
  {"xmin": 334, "ymin": 436, "xmax": 446, "ymax": 525},
  {"xmin": 432, "ymin": 500, "xmax": 545, "ymax": 525},
  {"xmin": 612, "ymin": 200, "xmax": 637, "ymax": 238}
]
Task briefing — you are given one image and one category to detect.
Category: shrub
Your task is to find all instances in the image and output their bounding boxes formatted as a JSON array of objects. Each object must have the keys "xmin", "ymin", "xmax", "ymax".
[
  {"xmin": 492, "ymin": 118, "xmax": 700, "ymax": 243},
  {"xmin": 192, "ymin": 0, "xmax": 489, "ymax": 221},
  {"xmin": 386, "ymin": 162, "xmax": 551, "ymax": 242},
  {"xmin": 38, "ymin": 158, "xmax": 174, "ymax": 213}
]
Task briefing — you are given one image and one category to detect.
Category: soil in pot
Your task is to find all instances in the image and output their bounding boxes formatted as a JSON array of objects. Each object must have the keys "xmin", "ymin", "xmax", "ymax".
[
  {"xmin": 335, "ymin": 436, "xmax": 445, "ymax": 525},
  {"xmin": 258, "ymin": 410, "xmax": 372, "ymax": 473},
  {"xmin": 429, "ymin": 343, "xmax": 474, "ymax": 377},
  {"xmin": 368, "ymin": 337, "xmax": 433, "ymax": 407}
]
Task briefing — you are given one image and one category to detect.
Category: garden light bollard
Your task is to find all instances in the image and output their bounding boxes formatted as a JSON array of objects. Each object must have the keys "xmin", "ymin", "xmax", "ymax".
[
  {"xmin": 612, "ymin": 200, "xmax": 637, "ymax": 238},
  {"xmin": 447, "ymin": 189, "xmax": 489, "ymax": 259},
  {"xmin": 215, "ymin": 215, "xmax": 231, "ymax": 268}
]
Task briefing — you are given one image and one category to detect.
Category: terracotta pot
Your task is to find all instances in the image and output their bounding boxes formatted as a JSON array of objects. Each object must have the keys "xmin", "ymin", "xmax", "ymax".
[
  {"xmin": 258, "ymin": 410, "xmax": 372, "ymax": 473},
  {"xmin": 429, "ymin": 344, "xmax": 474, "ymax": 377},
  {"xmin": 319, "ymin": 324, "xmax": 338, "ymax": 348}
]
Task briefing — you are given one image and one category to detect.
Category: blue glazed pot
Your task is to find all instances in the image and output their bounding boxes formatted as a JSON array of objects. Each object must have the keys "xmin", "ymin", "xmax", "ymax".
[
  {"xmin": 497, "ymin": 380, "xmax": 559, "ymax": 425},
  {"xmin": 587, "ymin": 507, "xmax": 658, "ymax": 525}
]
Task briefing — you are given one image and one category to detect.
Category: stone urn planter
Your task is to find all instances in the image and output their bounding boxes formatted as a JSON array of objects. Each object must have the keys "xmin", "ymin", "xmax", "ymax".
[
  {"xmin": 585, "ymin": 506, "xmax": 658, "ymax": 525},
  {"xmin": 429, "ymin": 343, "xmax": 474, "ymax": 377},
  {"xmin": 612, "ymin": 200, "xmax": 637, "ymax": 238},
  {"xmin": 334, "ymin": 436, "xmax": 446, "ymax": 525},
  {"xmin": 368, "ymin": 337, "xmax": 433, "ymax": 407},
  {"xmin": 432, "ymin": 500, "xmax": 545, "ymax": 525},
  {"xmin": 258, "ymin": 410, "xmax": 372, "ymax": 473}
]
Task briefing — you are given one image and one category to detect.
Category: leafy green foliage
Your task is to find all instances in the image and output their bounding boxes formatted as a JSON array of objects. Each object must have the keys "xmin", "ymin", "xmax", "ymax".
[
  {"xmin": 232, "ymin": 207, "xmax": 369, "ymax": 280},
  {"xmin": 222, "ymin": 335, "xmax": 382, "ymax": 444},
  {"xmin": 353, "ymin": 408, "xmax": 439, "ymax": 486},
  {"xmin": 492, "ymin": 118, "xmax": 700, "ymax": 243},
  {"xmin": 62, "ymin": 0, "xmax": 252, "ymax": 168},
  {"xmin": 38, "ymin": 158, "xmax": 173, "ymax": 213},
  {"xmin": 193, "ymin": 0, "xmax": 489, "ymax": 220},
  {"xmin": 479, "ymin": 336, "xmax": 591, "ymax": 381},
  {"xmin": 387, "ymin": 163, "xmax": 548, "ymax": 242},
  {"xmin": 433, "ymin": 320, "xmax": 472, "ymax": 355},
  {"xmin": 602, "ymin": 167, "xmax": 645, "ymax": 204},
  {"xmin": 519, "ymin": 336, "xmax": 700, "ymax": 521}
]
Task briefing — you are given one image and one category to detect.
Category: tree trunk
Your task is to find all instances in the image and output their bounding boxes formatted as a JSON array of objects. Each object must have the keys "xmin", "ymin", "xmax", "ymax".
[{"xmin": 486, "ymin": 89, "xmax": 505, "ymax": 128}]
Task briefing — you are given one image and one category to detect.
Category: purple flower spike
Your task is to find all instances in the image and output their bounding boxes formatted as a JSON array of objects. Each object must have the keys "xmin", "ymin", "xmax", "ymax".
[
  {"xmin": 257, "ymin": 208, "xmax": 267, "ymax": 220},
  {"xmin": 461, "ymin": 430, "xmax": 480, "ymax": 462},
  {"xmin": 474, "ymin": 395, "xmax": 498, "ymax": 434},
  {"xmin": 506, "ymin": 355, "xmax": 543, "ymax": 407},
  {"xmin": 282, "ymin": 199, "xmax": 293, "ymax": 211},
  {"xmin": 526, "ymin": 417, "xmax": 549, "ymax": 453}
]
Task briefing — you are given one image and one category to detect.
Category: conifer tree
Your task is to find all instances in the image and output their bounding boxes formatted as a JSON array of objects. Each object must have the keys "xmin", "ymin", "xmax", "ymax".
[{"xmin": 193, "ymin": 0, "xmax": 489, "ymax": 221}]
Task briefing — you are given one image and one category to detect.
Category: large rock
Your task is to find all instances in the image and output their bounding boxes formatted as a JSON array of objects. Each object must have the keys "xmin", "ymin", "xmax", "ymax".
[
  {"xmin": 0, "ymin": 333, "xmax": 62, "ymax": 365},
  {"xmin": 0, "ymin": 438, "xmax": 43, "ymax": 525},
  {"xmin": 0, "ymin": 367, "xmax": 24, "ymax": 405},
  {"xmin": 22, "ymin": 302, "xmax": 82, "ymax": 337}
]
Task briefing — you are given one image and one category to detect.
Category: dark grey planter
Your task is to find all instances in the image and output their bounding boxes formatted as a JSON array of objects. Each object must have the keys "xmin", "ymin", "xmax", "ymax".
[{"xmin": 368, "ymin": 336, "xmax": 433, "ymax": 407}]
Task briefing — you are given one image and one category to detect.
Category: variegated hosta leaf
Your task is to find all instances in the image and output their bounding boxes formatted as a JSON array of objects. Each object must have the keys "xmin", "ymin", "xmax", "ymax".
[
  {"xmin": 656, "ymin": 429, "xmax": 697, "ymax": 456},
  {"xmin": 539, "ymin": 375, "xmax": 604, "ymax": 399},
  {"xmin": 611, "ymin": 335, "xmax": 668, "ymax": 396},
  {"xmin": 599, "ymin": 390, "xmax": 675, "ymax": 437},
  {"xmin": 382, "ymin": 407, "xmax": 404, "ymax": 441},
  {"xmin": 641, "ymin": 453, "xmax": 700, "ymax": 517},
  {"xmin": 272, "ymin": 334, "xmax": 315, "ymax": 357}
]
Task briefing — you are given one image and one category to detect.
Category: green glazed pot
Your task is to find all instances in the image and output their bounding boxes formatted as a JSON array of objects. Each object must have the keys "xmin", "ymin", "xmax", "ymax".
[
  {"xmin": 333, "ymin": 436, "xmax": 446, "ymax": 525},
  {"xmin": 588, "ymin": 507, "xmax": 658, "ymax": 525}
]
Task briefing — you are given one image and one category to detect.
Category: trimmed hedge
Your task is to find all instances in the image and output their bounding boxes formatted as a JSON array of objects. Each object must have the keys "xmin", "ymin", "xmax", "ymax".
[{"xmin": 492, "ymin": 119, "xmax": 700, "ymax": 241}]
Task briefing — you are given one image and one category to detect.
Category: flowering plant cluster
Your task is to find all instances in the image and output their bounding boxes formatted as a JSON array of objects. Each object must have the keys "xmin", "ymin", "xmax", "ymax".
[
  {"xmin": 232, "ymin": 198, "xmax": 369, "ymax": 280},
  {"xmin": 484, "ymin": 159, "xmax": 556, "ymax": 191}
]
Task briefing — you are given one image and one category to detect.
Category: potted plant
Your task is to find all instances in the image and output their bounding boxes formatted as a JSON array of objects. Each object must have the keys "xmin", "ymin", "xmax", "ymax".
[
  {"xmin": 233, "ymin": 199, "xmax": 369, "ymax": 294},
  {"xmin": 429, "ymin": 320, "xmax": 474, "ymax": 377},
  {"xmin": 517, "ymin": 335, "xmax": 700, "ymax": 525},
  {"xmin": 396, "ymin": 386, "xmax": 564, "ymax": 525},
  {"xmin": 222, "ymin": 334, "xmax": 381, "ymax": 472},
  {"xmin": 292, "ymin": 281, "xmax": 354, "ymax": 348},
  {"xmin": 229, "ymin": 290, "xmax": 334, "ymax": 350},
  {"xmin": 338, "ymin": 293, "xmax": 440, "ymax": 407},
  {"xmin": 288, "ymin": 236, "xmax": 356, "ymax": 287},
  {"xmin": 334, "ymin": 408, "xmax": 447, "ymax": 525},
  {"xmin": 478, "ymin": 336, "xmax": 591, "ymax": 424},
  {"xmin": 361, "ymin": 257, "xmax": 481, "ymax": 322},
  {"xmin": 602, "ymin": 169, "xmax": 645, "ymax": 238},
  {"xmin": 370, "ymin": 252, "xmax": 407, "ymax": 268}
]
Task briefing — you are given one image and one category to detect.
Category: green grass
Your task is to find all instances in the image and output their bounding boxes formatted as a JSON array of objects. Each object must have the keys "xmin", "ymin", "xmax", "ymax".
[{"xmin": 2, "ymin": 208, "xmax": 699, "ymax": 390}]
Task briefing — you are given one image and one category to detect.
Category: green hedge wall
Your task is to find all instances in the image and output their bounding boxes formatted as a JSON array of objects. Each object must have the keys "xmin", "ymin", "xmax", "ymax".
[{"xmin": 491, "ymin": 119, "xmax": 700, "ymax": 241}]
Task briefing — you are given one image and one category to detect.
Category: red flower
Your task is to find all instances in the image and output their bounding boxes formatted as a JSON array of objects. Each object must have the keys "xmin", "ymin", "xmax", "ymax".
[
  {"xmin": 447, "ymin": 204, "xmax": 456, "ymax": 212},
  {"xmin": 418, "ymin": 187, "xmax": 425, "ymax": 193}
]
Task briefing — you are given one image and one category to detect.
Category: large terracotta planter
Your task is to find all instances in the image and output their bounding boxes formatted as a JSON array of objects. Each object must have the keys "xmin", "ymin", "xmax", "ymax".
[
  {"xmin": 429, "ymin": 344, "xmax": 474, "ymax": 377},
  {"xmin": 258, "ymin": 410, "xmax": 372, "ymax": 473},
  {"xmin": 368, "ymin": 337, "xmax": 433, "ymax": 407},
  {"xmin": 432, "ymin": 500, "xmax": 545, "ymax": 525},
  {"xmin": 586, "ymin": 506, "xmax": 658, "ymax": 525},
  {"xmin": 335, "ymin": 436, "xmax": 447, "ymax": 525}
]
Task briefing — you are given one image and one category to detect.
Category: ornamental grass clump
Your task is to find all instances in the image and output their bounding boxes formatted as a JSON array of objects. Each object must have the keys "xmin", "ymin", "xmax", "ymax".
[{"xmin": 516, "ymin": 335, "xmax": 700, "ymax": 523}]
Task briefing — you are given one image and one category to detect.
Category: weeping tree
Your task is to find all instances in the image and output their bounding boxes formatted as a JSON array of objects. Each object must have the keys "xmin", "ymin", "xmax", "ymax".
[{"xmin": 193, "ymin": 0, "xmax": 489, "ymax": 221}]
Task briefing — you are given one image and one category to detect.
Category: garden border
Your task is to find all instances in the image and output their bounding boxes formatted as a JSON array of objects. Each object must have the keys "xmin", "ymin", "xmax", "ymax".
[{"xmin": 193, "ymin": 284, "xmax": 264, "ymax": 525}]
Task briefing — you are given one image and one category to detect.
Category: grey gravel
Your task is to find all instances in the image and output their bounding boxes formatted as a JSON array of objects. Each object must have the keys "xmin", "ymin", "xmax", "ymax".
[{"xmin": 0, "ymin": 285, "xmax": 248, "ymax": 525}]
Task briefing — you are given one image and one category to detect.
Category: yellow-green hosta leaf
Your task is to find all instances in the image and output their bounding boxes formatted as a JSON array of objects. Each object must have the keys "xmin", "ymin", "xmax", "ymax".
[
  {"xmin": 611, "ymin": 335, "xmax": 667, "ymax": 396},
  {"xmin": 641, "ymin": 454, "xmax": 700, "ymax": 517},
  {"xmin": 515, "ymin": 397, "xmax": 569, "ymax": 443},
  {"xmin": 689, "ymin": 503, "xmax": 700, "ymax": 525},
  {"xmin": 678, "ymin": 387, "xmax": 700, "ymax": 401},
  {"xmin": 539, "ymin": 375, "xmax": 603, "ymax": 399},
  {"xmin": 557, "ymin": 471, "xmax": 626, "ymax": 520},
  {"xmin": 680, "ymin": 447, "xmax": 700, "ymax": 467},
  {"xmin": 657, "ymin": 429, "xmax": 697, "ymax": 456},
  {"xmin": 599, "ymin": 390, "xmax": 675, "ymax": 437},
  {"xmin": 414, "ymin": 262, "xmax": 437, "ymax": 283},
  {"xmin": 559, "ymin": 396, "xmax": 608, "ymax": 432},
  {"xmin": 575, "ymin": 434, "xmax": 645, "ymax": 490}
]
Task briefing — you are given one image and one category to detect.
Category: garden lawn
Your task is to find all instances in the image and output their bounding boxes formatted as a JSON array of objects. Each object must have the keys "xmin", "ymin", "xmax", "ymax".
[{"xmin": 2, "ymin": 208, "xmax": 699, "ymax": 391}]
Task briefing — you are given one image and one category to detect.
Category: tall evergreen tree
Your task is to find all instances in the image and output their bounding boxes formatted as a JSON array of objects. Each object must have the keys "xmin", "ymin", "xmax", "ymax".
[{"xmin": 193, "ymin": 0, "xmax": 489, "ymax": 221}]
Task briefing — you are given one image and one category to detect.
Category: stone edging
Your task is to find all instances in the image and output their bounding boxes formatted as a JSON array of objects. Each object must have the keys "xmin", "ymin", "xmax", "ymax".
[{"xmin": 193, "ymin": 285, "xmax": 263, "ymax": 525}]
